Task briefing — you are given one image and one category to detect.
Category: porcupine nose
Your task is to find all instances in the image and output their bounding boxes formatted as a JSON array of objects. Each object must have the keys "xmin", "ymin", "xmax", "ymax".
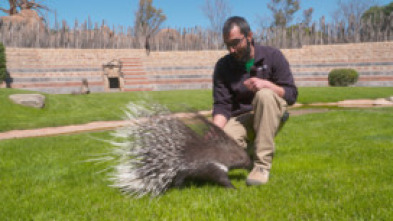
[
  {"xmin": 231, "ymin": 149, "xmax": 252, "ymax": 170},
  {"xmin": 243, "ymin": 153, "xmax": 252, "ymax": 169}
]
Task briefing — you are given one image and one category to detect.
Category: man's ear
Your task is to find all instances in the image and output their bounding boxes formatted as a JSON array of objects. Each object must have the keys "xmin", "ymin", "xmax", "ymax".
[{"xmin": 247, "ymin": 31, "xmax": 253, "ymax": 41}]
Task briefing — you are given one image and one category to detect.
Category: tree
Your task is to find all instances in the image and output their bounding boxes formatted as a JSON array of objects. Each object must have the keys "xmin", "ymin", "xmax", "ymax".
[
  {"xmin": 331, "ymin": 0, "xmax": 379, "ymax": 25},
  {"xmin": 362, "ymin": 2, "xmax": 393, "ymax": 21},
  {"xmin": 267, "ymin": 0, "xmax": 300, "ymax": 28},
  {"xmin": 134, "ymin": 0, "xmax": 166, "ymax": 49},
  {"xmin": 361, "ymin": 2, "xmax": 393, "ymax": 31},
  {"xmin": 302, "ymin": 7, "xmax": 313, "ymax": 27},
  {"xmin": 201, "ymin": 0, "xmax": 232, "ymax": 34},
  {"xmin": 361, "ymin": 5, "xmax": 384, "ymax": 23},
  {"xmin": 383, "ymin": 2, "xmax": 393, "ymax": 15},
  {"xmin": 0, "ymin": 43, "xmax": 6, "ymax": 84},
  {"xmin": 19, "ymin": 0, "xmax": 49, "ymax": 12},
  {"xmin": 0, "ymin": 0, "xmax": 19, "ymax": 15},
  {"xmin": 0, "ymin": 0, "xmax": 49, "ymax": 16},
  {"xmin": 201, "ymin": 0, "xmax": 232, "ymax": 49}
]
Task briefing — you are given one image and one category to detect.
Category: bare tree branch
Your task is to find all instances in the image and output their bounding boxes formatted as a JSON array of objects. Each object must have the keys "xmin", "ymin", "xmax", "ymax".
[
  {"xmin": 0, "ymin": 0, "xmax": 19, "ymax": 15},
  {"xmin": 0, "ymin": 0, "xmax": 50, "ymax": 16},
  {"xmin": 202, "ymin": 0, "xmax": 232, "ymax": 34},
  {"xmin": 303, "ymin": 8, "xmax": 314, "ymax": 27},
  {"xmin": 268, "ymin": 0, "xmax": 300, "ymax": 28},
  {"xmin": 19, "ymin": 0, "xmax": 49, "ymax": 11},
  {"xmin": 331, "ymin": 0, "xmax": 379, "ymax": 25}
]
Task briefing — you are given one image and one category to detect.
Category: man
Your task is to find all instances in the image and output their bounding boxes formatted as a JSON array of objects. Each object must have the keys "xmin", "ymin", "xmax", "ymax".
[{"xmin": 212, "ymin": 16, "xmax": 298, "ymax": 185}]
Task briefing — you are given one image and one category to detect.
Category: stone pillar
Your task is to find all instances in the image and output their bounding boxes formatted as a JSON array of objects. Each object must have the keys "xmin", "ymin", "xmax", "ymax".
[{"xmin": 103, "ymin": 59, "xmax": 124, "ymax": 92}]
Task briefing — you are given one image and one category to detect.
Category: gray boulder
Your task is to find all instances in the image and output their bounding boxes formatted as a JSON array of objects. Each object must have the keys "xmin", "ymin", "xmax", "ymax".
[{"xmin": 9, "ymin": 94, "xmax": 46, "ymax": 108}]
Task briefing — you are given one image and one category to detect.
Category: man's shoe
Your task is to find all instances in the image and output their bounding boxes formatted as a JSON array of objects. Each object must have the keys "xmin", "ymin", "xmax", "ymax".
[{"xmin": 246, "ymin": 166, "xmax": 269, "ymax": 186}]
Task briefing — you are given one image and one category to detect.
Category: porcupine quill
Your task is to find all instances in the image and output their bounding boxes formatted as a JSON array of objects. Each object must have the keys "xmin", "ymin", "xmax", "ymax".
[{"xmin": 107, "ymin": 101, "xmax": 251, "ymax": 198}]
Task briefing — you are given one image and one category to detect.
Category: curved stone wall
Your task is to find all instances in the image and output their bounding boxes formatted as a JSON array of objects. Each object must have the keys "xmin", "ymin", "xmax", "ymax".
[{"xmin": 4, "ymin": 42, "xmax": 393, "ymax": 94}]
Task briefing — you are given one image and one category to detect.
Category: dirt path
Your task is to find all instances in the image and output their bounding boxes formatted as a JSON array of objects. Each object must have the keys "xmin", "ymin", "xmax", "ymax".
[
  {"xmin": 1, "ymin": 97, "xmax": 392, "ymax": 140},
  {"xmin": 0, "ymin": 109, "xmax": 328, "ymax": 140}
]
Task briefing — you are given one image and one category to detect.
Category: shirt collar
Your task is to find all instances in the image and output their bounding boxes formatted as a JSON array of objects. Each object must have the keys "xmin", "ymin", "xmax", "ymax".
[{"xmin": 253, "ymin": 44, "xmax": 265, "ymax": 65}]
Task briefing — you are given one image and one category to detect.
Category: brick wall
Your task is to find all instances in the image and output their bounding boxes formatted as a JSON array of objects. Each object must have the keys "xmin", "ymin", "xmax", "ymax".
[
  {"xmin": 283, "ymin": 42, "xmax": 393, "ymax": 86},
  {"xmin": 5, "ymin": 41, "xmax": 393, "ymax": 94}
]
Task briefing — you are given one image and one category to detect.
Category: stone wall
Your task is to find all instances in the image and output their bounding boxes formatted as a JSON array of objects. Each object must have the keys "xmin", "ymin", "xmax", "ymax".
[
  {"xmin": 283, "ymin": 42, "xmax": 393, "ymax": 87},
  {"xmin": 5, "ymin": 41, "xmax": 393, "ymax": 94}
]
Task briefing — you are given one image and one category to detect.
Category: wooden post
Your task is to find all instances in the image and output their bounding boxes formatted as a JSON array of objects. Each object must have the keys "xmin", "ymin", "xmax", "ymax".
[{"xmin": 320, "ymin": 16, "xmax": 325, "ymax": 45}]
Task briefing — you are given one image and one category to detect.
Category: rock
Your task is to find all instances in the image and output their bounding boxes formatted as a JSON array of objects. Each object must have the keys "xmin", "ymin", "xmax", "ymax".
[
  {"xmin": 9, "ymin": 94, "xmax": 46, "ymax": 108},
  {"xmin": 374, "ymin": 98, "xmax": 393, "ymax": 106},
  {"xmin": 337, "ymin": 99, "xmax": 375, "ymax": 107}
]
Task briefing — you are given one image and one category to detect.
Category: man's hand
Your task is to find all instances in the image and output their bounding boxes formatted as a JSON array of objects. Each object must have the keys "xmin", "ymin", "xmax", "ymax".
[
  {"xmin": 243, "ymin": 77, "xmax": 285, "ymax": 98},
  {"xmin": 204, "ymin": 114, "xmax": 227, "ymax": 140},
  {"xmin": 212, "ymin": 114, "xmax": 227, "ymax": 129},
  {"xmin": 244, "ymin": 77, "xmax": 273, "ymax": 92}
]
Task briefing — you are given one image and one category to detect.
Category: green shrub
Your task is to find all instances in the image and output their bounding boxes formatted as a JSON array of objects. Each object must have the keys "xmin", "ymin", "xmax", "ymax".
[
  {"xmin": 328, "ymin": 68, "xmax": 359, "ymax": 86},
  {"xmin": 0, "ymin": 43, "xmax": 6, "ymax": 84}
]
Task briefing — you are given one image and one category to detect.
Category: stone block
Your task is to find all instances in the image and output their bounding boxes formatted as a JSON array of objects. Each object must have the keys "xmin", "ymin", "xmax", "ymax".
[{"xmin": 9, "ymin": 94, "xmax": 46, "ymax": 108}]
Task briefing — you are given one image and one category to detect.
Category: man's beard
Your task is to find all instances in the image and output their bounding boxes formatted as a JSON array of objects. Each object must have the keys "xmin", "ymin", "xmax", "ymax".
[{"xmin": 232, "ymin": 40, "xmax": 251, "ymax": 64}]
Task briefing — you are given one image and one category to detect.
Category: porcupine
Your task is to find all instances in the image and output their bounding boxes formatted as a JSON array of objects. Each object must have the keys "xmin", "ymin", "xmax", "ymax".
[{"xmin": 108, "ymin": 101, "xmax": 252, "ymax": 197}]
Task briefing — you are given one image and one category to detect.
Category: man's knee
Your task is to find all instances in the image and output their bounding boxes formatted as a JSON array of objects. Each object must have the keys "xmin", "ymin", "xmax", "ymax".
[
  {"xmin": 223, "ymin": 126, "xmax": 247, "ymax": 149},
  {"xmin": 253, "ymin": 88, "xmax": 287, "ymax": 119},
  {"xmin": 254, "ymin": 89, "xmax": 276, "ymax": 104}
]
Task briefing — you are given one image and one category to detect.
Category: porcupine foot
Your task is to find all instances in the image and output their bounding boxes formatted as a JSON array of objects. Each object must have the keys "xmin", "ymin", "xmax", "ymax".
[
  {"xmin": 174, "ymin": 162, "xmax": 235, "ymax": 189},
  {"xmin": 203, "ymin": 163, "xmax": 235, "ymax": 188}
]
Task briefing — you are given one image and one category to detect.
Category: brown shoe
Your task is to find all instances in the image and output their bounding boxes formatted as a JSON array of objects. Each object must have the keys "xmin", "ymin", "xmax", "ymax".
[{"xmin": 246, "ymin": 166, "xmax": 269, "ymax": 186}]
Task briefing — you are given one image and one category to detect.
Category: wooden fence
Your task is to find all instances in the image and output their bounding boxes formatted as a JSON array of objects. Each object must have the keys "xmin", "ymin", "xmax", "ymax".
[{"xmin": 1, "ymin": 12, "xmax": 392, "ymax": 50}]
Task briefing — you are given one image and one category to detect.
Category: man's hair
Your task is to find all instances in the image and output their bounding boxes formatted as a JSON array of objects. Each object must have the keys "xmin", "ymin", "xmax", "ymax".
[{"xmin": 222, "ymin": 16, "xmax": 251, "ymax": 39}]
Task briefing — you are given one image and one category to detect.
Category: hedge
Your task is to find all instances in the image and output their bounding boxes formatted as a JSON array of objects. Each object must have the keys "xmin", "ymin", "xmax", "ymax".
[{"xmin": 328, "ymin": 68, "xmax": 359, "ymax": 86}]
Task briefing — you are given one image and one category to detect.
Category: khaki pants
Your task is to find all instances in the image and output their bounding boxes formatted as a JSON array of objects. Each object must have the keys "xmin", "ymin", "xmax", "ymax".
[{"xmin": 223, "ymin": 89, "xmax": 287, "ymax": 170}]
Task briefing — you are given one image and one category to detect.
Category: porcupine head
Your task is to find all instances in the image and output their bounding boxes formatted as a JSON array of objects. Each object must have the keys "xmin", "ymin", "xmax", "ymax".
[{"xmin": 109, "ymin": 101, "xmax": 252, "ymax": 198}]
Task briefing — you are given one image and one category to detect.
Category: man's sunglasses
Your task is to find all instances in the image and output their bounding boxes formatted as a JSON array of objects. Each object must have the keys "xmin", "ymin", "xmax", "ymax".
[{"xmin": 225, "ymin": 36, "xmax": 245, "ymax": 49}]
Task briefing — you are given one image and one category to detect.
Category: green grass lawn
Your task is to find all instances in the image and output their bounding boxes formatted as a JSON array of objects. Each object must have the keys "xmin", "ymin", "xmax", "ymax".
[
  {"xmin": 1, "ymin": 87, "xmax": 392, "ymax": 132},
  {"xmin": 296, "ymin": 87, "xmax": 393, "ymax": 104},
  {"xmin": 0, "ymin": 89, "xmax": 212, "ymax": 132},
  {"xmin": 0, "ymin": 87, "xmax": 392, "ymax": 220},
  {"xmin": 0, "ymin": 107, "xmax": 392, "ymax": 220}
]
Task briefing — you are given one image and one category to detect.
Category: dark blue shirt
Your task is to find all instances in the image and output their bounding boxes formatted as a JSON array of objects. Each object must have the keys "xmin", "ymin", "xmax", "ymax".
[{"xmin": 213, "ymin": 45, "xmax": 298, "ymax": 120}]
